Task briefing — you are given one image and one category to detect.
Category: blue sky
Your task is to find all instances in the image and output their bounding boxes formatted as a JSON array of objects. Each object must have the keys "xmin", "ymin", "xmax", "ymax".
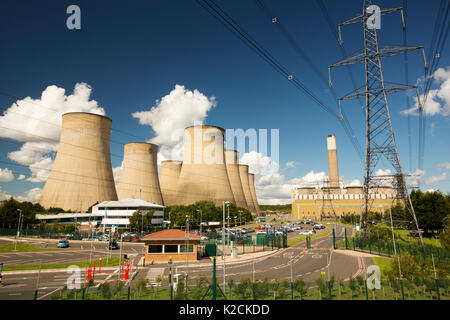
[{"xmin": 0, "ymin": 0, "xmax": 448, "ymax": 204}]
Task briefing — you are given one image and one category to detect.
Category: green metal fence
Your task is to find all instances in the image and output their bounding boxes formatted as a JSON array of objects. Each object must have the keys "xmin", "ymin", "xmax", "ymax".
[{"xmin": 48, "ymin": 277, "xmax": 450, "ymax": 300}]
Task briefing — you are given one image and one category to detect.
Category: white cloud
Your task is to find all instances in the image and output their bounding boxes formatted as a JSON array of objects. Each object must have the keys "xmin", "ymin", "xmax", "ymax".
[
  {"xmin": 437, "ymin": 163, "xmax": 450, "ymax": 170},
  {"xmin": 16, "ymin": 188, "xmax": 42, "ymax": 203},
  {"xmin": 0, "ymin": 187, "xmax": 12, "ymax": 201},
  {"xmin": 401, "ymin": 66, "xmax": 450, "ymax": 116},
  {"xmin": 132, "ymin": 84, "xmax": 216, "ymax": 163},
  {"xmin": 425, "ymin": 172, "xmax": 447, "ymax": 185},
  {"xmin": 112, "ymin": 165, "xmax": 122, "ymax": 188},
  {"xmin": 0, "ymin": 187, "xmax": 42, "ymax": 203},
  {"xmin": 407, "ymin": 168, "xmax": 426, "ymax": 186},
  {"xmin": 285, "ymin": 161, "xmax": 300, "ymax": 168},
  {"xmin": 0, "ymin": 168, "xmax": 14, "ymax": 182},
  {"xmin": 0, "ymin": 83, "xmax": 105, "ymax": 183},
  {"xmin": 17, "ymin": 174, "xmax": 25, "ymax": 181}
]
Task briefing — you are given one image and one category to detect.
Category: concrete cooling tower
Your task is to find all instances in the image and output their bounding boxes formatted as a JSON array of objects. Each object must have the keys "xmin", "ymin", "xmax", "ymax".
[
  {"xmin": 39, "ymin": 112, "xmax": 117, "ymax": 212},
  {"xmin": 175, "ymin": 125, "xmax": 235, "ymax": 206},
  {"xmin": 160, "ymin": 160, "xmax": 182, "ymax": 206},
  {"xmin": 225, "ymin": 150, "xmax": 248, "ymax": 209},
  {"xmin": 327, "ymin": 134, "xmax": 340, "ymax": 188},
  {"xmin": 116, "ymin": 143, "xmax": 163, "ymax": 205},
  {"xmin": 248, "ymin": 173, "xmax": 260, "ymax": 215},
  {"xmin": 238, "ymin": 164, "xmax": 256, "ymax": 213}
]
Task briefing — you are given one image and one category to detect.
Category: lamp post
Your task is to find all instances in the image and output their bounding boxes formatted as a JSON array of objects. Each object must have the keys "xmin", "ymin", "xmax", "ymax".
[
  {"xmin": 238, "ymin": 210, "xmax": 242, "ymax": 226},
  {"xmin": 197, "ymin": 209, "xmax": 202, "ymax": 235},
  {"xmin": 185, "ymin": 215, "xmax": 189, "ymax": 292},
  {"xmin": 222, "ymin": 201, "xmax": 230, "ymax": 293},
  {"xmin": 234, "ymin": 216, "xmax": 237, "ymax": 228},
  {"xmin": 14, "ymin": 209, "xmax": 22, "ymax": 251}
]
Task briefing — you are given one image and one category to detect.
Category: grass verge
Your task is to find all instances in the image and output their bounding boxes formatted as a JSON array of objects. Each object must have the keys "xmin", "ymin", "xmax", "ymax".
[
  {"xmin": 287, "ymin": 228, "xmax": 333, "ymax": 247},
  {"xmin": 3, "ymin": 257, "xmax": 121, "ymax": 271},
  {"xmin": 0, "ymin": 243, "xmax": 58, "ymax": 252}
]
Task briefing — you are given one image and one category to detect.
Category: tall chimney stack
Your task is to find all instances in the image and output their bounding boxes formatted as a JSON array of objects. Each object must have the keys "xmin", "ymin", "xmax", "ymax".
[{"xmin": 327, "ymin": 134, "xmax": 339, "ymax": 188}]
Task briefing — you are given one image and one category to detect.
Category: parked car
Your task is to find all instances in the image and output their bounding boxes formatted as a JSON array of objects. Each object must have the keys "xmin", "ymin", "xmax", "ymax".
[
  {"xmin": 107, "ymin": 240, "xmax": 120, "ymax": 250},
  {"xmin": 57, "ymin": 239, "xmax": 70, "ymax": 248},
  {"xmin": 255, "ymin": 226, "xmax": 265, "ymax": 230},
  {"xmin": 200, "ymin": 236, "xmax": 208, "ymax": 240},
  {"xmin": 299, "ymin": 231, "xmax": 313, "ymax": 236}
]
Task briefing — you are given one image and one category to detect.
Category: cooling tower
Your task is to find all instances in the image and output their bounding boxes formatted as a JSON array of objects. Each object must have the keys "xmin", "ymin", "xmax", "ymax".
[
  {"xmin": 224, "ymin": 150, "xmax": 248, "ymax": 209},
  {"xmin": 175, "ymin": 125, "xmax": 235, "ymax": 206},
  {"xmin": 238, "ymin": 164, "xmax": 256, "ymax": 213},
  {"xmin": 116, "ymin": 143, "xmax": 163, "ymax": 205},
  {"xmin": 39, "ymin": 112, "xmax": 117, "ymax": 212},
  {"xmin": 327, "ymin": 134, "xmax": 340, "ymax": 188},
  {"xmin": 160, "ymin": 160, "xmax": 182, "ymax": 206},
  {"xmin": 248, "ymin": 173, "xmax": 260, "ymax": 214}
]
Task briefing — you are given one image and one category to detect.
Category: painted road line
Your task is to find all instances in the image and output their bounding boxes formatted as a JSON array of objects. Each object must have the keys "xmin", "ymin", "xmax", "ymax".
[
  {"xmin": 38, "ymin": 287, "xmax": 61, "ymax": 300},
  {"xmin": 8, "ymin": 293, "xmax": 22, "ymax": 296}
]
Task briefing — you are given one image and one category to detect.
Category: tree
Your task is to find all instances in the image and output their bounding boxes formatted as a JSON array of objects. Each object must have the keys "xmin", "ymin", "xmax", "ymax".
[
  {"xmin": 439, "ymin": 215, "xmax": 450, "ymax": 249},
  {"xmin": 293, "ymin": 278, "xmax": 308, "ymax": 300},
  {"xmin": 410, "ymin": 190, "xmax": 449, "ymax": 235},
  {"xmin": 128, "ymin": 210, "xmax": 153, "ymax": 232}
]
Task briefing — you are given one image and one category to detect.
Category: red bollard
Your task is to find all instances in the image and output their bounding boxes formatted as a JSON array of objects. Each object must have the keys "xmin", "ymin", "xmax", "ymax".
[
  {"xmin": 92, "ymin": 260, "xmax": 96, "ymax": 280},
  {"xmin": 125, "ymin": 263, "xmax": 130, "ymax": 280},
  {"xmin": 121, "ymin": 260, "xmax": 125, "ymax": 280},
  {"xmin": 87, "ymin": 267, "xmax": 92, "ymax": 282},
  {"xmin": 99, "ymin": 258, "xmax": 102, "ymax": 274}
]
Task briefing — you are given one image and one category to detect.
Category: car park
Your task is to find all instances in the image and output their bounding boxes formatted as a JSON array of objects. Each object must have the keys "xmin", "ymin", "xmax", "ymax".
[{"xmin": 57, "ymin": 239, "xmax": 70, "ymax": 248}]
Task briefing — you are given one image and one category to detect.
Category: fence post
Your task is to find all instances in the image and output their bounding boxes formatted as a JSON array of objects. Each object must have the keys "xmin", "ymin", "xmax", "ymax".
[
  {"xmin": 82, "ymin": 287, "xmax": 86, "ymax": 300},
  {"xmin": 435, "ymin": 279, "xmax": 440, "ymax": 300},
  {"xmin": 365, "ymin": 280, "xmax": 368, "ymax": 300},
  {"xmin": 128, "ymin": 286, "xmax": 131, "ymax": 300},
  {"xmin": 400, "ymin": 279, "xmax": 405, "ymax": 300},
  {"xmin": 345, "ymin": 228, "xmax": 348, "ymax": 249},
  {"xmin": 34, "ymin": 290, "xmax": 38, "ymax": 300},
  {"xmin": 332, "ymin": 229, "xmax": 336, "ymax": 250}
]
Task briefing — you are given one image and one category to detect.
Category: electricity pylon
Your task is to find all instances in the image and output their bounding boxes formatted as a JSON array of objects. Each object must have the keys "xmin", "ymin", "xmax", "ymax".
[{"xmin": 328, "ymin": 0, "xmax": 427, "ymax": 245}]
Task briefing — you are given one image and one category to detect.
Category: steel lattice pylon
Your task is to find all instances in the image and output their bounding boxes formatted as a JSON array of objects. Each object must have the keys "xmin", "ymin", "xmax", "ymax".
[{"xmin": 329, "ymin": 0, "xmax": 427, "ymax": 245}]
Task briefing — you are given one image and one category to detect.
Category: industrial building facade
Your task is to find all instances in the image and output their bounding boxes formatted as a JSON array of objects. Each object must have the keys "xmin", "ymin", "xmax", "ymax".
[{"xmin": 291, "ymin": 135, "xmax": 399, "ymax": 220}]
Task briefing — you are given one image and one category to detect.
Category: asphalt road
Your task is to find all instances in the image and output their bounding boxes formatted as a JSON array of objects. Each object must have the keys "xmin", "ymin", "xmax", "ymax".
[
  {"xmin": 0, "ymin": 222, "xmax": 372, "ymax": 300},
  {"xmin": 139, "ymin": 223, "xmax": 367, "ymax": 288},
  {"xmin": 0, "ymin": 238, "xmax": 144, "ymax": 266}
]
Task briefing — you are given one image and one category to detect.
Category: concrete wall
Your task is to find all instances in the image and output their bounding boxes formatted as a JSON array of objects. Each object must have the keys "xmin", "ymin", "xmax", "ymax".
[
  {"xmin": 248, "ymin": 173, "xmax": 260, "ymax": 215},
  {"xmin": 225, "ymin": 150, "xmax": 248, "ymax": 209},
  {"xmin": 175, "ymin": 125, "xmax": 235, "ymax": 206},
  {"xmin": 160, "ymin": 160, "xmax": 182, "ymax": 206},
  {"xmin": 39, "ymin": 112, "xmax": 117, "ymax": 212},
  {"xmin": 117, "ymin": 143, "xmax": 163, "ymax": 205},
  {"xmin": 239, "ymin": 164, "xmax": 256, "ymax": 213}
]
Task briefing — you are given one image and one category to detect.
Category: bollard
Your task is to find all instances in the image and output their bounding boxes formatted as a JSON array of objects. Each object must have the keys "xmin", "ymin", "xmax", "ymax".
[
  {"xmin": 86, "ymin": 267, "xmax": 92, "ymax": 282},
  {"xmin": 99, "ymin": 258, "xmax": 102, "ymax": 274},
  {"xmin": 93, "ymin": 260, "xmax": 96, "ymax": 281}
]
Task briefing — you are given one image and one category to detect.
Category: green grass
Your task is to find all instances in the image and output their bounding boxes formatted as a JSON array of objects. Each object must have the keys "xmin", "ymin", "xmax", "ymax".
[
  {"xmin": 287, "ymin": 228, "xmax": 333, "ymax": 247},
  {"xmin": 394, "ymin": 228, "xmax": 441, "ymax": 247},
  {"xmin": 372, "ymin": 256, "xmax": 392, "ymax": 280},
  {"xmin": 0, "ymin": 243, "xmax": 58, "ymax": 252},
  {"xmin": 3, "ymin": 257, "xmax": 121, "ymax": 271}
]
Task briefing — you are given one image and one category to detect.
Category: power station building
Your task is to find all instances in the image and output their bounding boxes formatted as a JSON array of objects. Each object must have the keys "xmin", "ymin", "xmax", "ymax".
[
  {"xmin": 38, "ymin": 112, "xmax": 118, "ymax": 212},
  {"xmin": 174, "ymin": 125, "xmax": 236, "ymax": 206},
  {"xmin": 116, "ymin": 142, "xmax": 163, "ymax": 205},
  {"xmin": 291, "ymin": 135, "xmax": 398, "ymax": 220},
  {"xmin": 38, "ymin": 113, "xmax": 260, "ymax": 216}
]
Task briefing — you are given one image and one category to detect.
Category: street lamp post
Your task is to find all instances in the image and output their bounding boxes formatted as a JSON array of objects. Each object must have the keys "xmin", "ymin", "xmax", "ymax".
[
  {"xmin": 197, "ymin": 209, "xmax": 202, "ymax": 235},
  {"xmin": 222, "ymin": 201, "xmax": 230, "ymax": 293},
  {"xmin": 185, "ymin": 215, "xmax": 190, "ymax": 292},
  {"xmin": 14, "ymin": 209, "xmax": 22, "ymax": 251},
  {"xmin": 238, "ymin": 210, "xmax": 242, "ymax": 226},
  {"xmin": 234, "ymin": 216, "xmax": 237, "ymax": 228}
]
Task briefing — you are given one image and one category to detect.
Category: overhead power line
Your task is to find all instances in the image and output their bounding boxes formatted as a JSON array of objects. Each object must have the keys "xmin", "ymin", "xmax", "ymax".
[{"xmin": 195, "ymin": 0, "xmax": 363, "ymax": 159}]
